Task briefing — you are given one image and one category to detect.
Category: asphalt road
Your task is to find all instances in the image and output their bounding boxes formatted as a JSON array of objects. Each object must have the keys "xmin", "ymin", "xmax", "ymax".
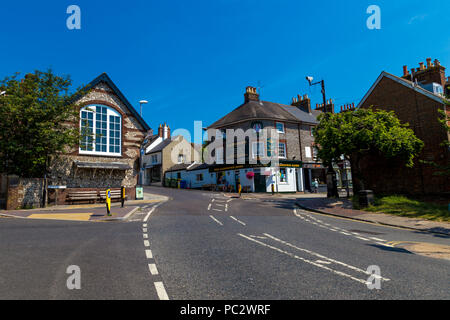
[{"xmin": 0, "ymin": 187, "xmax": 449, "ymax": 299}]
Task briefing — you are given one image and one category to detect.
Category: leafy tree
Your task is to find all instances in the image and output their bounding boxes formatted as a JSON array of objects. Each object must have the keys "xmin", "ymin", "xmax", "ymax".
[
  {"xmin": 0, "ymin": 70, "xmax": 84, "ymax": 178},
  {"xmin": 313, "ymin": 108, "xmax": 424, "ymax": 192}
]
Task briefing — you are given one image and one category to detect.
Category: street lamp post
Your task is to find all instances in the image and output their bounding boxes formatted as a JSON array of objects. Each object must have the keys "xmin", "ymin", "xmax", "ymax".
[
  {"xmin": 305, "ymin": 76, "xmax": 339, "ymax": 198},
  {"xmin": 138, "ymin": 99, "xmax": 148, "ymax": 185},
  {"xmin": 139, "ymin": 100, "xmax": 148, "ymax": 117}
]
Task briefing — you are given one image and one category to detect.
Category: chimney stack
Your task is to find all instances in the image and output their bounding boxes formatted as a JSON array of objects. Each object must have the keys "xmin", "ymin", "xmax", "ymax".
[
  {"xmin": 158, "ymin": 124, "xmax": 163, "ymax": 138},
  {"xmin": 244, "ymin": 86, "xmax": 259, "ymax": 103},
  {"xmin": 316, "ymin": 99, "xmax": 335, "ymax": 114},
  {"xmin": 291, "ymin": 93, "xmax": 311, "ymax": 113},
  {"xmin": 402, "ymin": 58, "xmax": 446, "ymax": 88}
]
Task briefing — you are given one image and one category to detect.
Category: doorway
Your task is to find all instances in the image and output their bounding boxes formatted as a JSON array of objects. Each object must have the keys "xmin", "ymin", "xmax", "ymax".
[{"xmin": 254, "ymin": 173, "xmax": 267, "ymax": 193}]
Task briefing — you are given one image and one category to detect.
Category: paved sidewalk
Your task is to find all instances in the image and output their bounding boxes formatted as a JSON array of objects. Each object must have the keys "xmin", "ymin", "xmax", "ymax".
[
  {"xmin": 0, "ymin": 205, "xmax": 139, "ymax": 222},
  {"xmin": 296, "ymin": 197, "xmax": 450, "ymax": 236}
]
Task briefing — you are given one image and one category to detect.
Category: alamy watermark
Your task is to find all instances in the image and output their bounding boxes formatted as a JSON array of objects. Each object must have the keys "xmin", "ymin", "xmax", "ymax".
[
  {"xmin": 66, "ymin": 265, "xmax": 81, "ymax": 290},
  {"xmin": 366, "ymin": 5, "xmax": 381, "ymax": 30},
  {"xmin": 366, "ymin": 265, "xmax": 382, "ymax": 290},
  {"xmin": 66, "ymin": 5, "xmax": 81, "ymax": 30}
]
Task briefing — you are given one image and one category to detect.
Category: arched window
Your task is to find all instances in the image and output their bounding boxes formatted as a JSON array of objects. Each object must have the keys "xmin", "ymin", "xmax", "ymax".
[{"xmin": 79, "ymin": 105, "xmax": 122, "ymax": 155}]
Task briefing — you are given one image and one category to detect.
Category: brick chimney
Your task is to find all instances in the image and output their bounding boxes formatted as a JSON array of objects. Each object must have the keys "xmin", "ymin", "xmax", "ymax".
[
  {"xmin": 291, "ymin": 94, "xmax": 312, "ymax": 113},
  {"xmin": 316, "ymin": 99, "xmax": 335, "ymax": 114},
  {"xmin": 244, "ymin": 86, "xmax": 259, "ymax": 103},
  {"xmin": 339, "ymin": 103, "xmax": 356, "ymax": 113},
  {"xmin": 158, "ymin": 124, "xmax": 163, "ymax": 138},
  {"xmin": 402, "ymin": 58, "xmax": 446, "ymax": 88}
]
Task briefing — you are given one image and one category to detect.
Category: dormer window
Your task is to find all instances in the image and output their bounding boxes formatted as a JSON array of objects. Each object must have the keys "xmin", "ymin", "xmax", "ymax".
[{"xmin": 79, "ymin": 105, "xmax": 122, "ymax": 156}]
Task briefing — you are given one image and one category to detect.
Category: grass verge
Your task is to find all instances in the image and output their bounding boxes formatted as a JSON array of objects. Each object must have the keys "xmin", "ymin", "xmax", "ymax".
[{"xmin": 355, "ymin": 195, "xmax": 450, "ymax": 222}]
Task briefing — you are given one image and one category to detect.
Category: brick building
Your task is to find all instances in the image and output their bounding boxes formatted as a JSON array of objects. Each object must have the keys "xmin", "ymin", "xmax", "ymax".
[
  {"xmin": 358, "ymin": 58, "xmax": 449, "ymax": 195},
  {"xmin": 45, "ymin": 73, "xmax": 151, "ymax": 204},
  {"xmin": 166, "ymin": 86, "xmax": 328, "ymax": 193}
]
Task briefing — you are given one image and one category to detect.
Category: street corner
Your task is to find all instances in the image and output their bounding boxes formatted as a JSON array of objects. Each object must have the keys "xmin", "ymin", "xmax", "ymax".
[
  {"xmin": 388, "ymin": 241, "xmax": 450, "ymax": 261},
  {"xmin": 0, "ymin": 206, "xmax": 139, "ymax": 222}
]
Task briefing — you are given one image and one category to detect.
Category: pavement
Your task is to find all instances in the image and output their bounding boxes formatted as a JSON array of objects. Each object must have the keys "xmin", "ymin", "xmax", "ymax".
[{"xmin": 0, "ymin": 192, "xmax": 169, "ymax": 222}]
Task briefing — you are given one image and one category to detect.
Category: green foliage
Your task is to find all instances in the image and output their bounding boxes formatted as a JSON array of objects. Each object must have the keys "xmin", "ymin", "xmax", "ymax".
[
  {"xmin": 0, "ymin": 70, "xmax": 83, "ymax": 177},
  {"xmin": 313, "ymin": 108, "xmax": 424, "ymax": 190}
]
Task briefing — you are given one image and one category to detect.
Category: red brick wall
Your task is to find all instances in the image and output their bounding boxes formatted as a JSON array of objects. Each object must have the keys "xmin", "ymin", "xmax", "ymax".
[{"xmin": 360, "ymin": 77, "xmax": 450, "ymax": 195}]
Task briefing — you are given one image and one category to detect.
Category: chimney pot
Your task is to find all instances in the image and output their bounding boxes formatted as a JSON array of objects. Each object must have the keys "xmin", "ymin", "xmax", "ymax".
[
  {"xmin": 419, "ymin": 62, "xmax": 425, "ymax": 71},
  {"xmin": 403, "ymin": 66, "xmax": 409, "ymax": 76},
  {"xmin": 434, "ymin": 59, "xmax": 441, "ymax": 67},
  {"xmin": 426, "ymin": 58, "xmax": 432, "ymax": 68}
]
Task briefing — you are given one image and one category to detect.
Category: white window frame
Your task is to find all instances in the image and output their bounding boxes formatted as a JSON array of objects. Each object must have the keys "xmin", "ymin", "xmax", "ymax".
[
  {"xmin": 151, "ymin": 154, "xmax": 158, "ymax": 164},
  {"xmin": 79, "ymin": 105, "xmax": 122, "ymax": 156},
  {"xmin": 305, "ymin": 146, "xmax": 312, "ymax": 159},
  {"xmin": 276, "ymin": 122, "xmax": 285, "ymax": 133},
  {"xmin": 278, "ymin": 142, "xmax": 287, "ymax": 159},
  {"xmin": 178, "ymin": 154, "xmax": 185, "ymax": 164}
]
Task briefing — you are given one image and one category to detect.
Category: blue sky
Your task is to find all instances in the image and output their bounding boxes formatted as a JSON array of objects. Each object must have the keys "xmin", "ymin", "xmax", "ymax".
[{"xmin": 1, "ymin": 0, "xmax": 449, "ymax": 142}]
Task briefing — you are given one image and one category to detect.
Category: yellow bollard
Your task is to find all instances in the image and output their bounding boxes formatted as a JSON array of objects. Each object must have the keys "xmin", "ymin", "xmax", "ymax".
[{"xmin": 106, "ymin": 189, "xmax": 111, "ymax": 216}]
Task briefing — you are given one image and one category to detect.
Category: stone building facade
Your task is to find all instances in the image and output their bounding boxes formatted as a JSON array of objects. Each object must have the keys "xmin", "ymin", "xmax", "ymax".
[
  {"xmin": 358, "ymin": 59, "xmax": 449, "ymax": 195},
  {"xmin": 46, "ymin": 73, "xmax": 150, "ymax": 204}
]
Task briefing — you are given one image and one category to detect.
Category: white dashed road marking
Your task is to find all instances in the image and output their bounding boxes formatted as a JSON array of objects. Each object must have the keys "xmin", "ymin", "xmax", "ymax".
[
  {"xmin": 209, "ymin": 215, "xmax": 223, "ymax": 226},
  {"xmin": 230, "ymin": 216, "xmax": 246, "ymax": 226},
  {"xmin": 154, "ymin": 282, "xmax": 169, "ymax": 300},
  {"xmin": 145, "ymin": 249, "xmax": 153, "ymax": 259},
  {"xmin": 148, "ymin": 263, "xmax": 159, "ymax": 275}
]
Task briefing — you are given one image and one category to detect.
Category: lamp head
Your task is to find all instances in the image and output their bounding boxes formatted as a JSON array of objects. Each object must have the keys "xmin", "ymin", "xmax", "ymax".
[
  {"xmin": 306, "ymin": 76, "xmax": 314, "ymax": 85},
  {"xmin": 139, "ymin": 100, "xmax": 148, "ymax": 104}
]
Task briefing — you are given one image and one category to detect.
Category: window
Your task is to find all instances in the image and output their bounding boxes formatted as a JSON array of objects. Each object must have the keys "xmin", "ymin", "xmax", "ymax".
[
  {"xmin": 151, "ymin": 155, "xmax": 158, "ymax": 164},
  {"xmin": 305, "ymin": 146, "xmax": 312, "ymax": 159},
  {"xmin": 178, "ymin": 154, "xmax": 185, "ymax": 164},
  {"xmin": 280, "ymin": 168, "xmax": 288, "ymax": 183},
  {"xmin": 80, "ymin": 105, "xmax": 121, "ymax": 155},
  {"xmin": 196, "ymin": 174, "xmax": 204, "ymax": 181},
  {"xmin": 252, "ymin": 141, "xmax": 265, "ymax": 158},
  {"xmin": 276, "ymin": 122, "xmax": 285, "ymax": 133},
  {"xmin": 313, "ymin": 146, "xmax": 319, "ymax": 161},
  {"xmin": 278, "ymin": 142, "xmax": 287, "ymax": 158},
  {"xmin": 310, "ymin": 126, "xmax": 314, "ymax": 137}
]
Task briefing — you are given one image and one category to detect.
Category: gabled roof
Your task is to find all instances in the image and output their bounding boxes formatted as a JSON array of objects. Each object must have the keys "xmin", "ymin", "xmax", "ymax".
[
  {"xmin": 357, "ymin": 71, "xmax": 446, "ymax": 108},
  {"xmin": 146, "ymin": 138, "xmax": 173, "ymax": 154},
  {"xmin": 81, "ymin": 73, "xmax": 150, "ymax": 131},
  {"xmin": 208, "ymin": 100, "xmax": 305, "ymax": 128}
]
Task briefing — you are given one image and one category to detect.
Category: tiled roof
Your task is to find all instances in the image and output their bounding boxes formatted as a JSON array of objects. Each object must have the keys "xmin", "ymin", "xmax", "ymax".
[{"xmin": 208, "ymin": 100, "xmax": 306, "ymax": 128}]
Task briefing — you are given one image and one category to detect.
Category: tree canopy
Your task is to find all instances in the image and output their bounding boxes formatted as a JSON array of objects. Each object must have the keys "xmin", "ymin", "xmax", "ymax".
[
  {"xmin": 0, "ymin": 70, "xmax": 83, "ymax": 178},
  {"xmin": 313, "ymin": 108, "xmax": 424, "ymax": 191}
]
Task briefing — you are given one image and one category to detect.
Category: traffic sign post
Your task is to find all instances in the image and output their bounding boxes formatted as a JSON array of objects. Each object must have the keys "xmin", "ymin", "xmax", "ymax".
[{"xmin": 106, "ymin": 189, "xmax": 111, "ymax": 216}]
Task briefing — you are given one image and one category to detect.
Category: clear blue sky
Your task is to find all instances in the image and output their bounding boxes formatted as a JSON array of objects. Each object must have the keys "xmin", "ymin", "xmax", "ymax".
[{"xmin": 1, "ymin": 0, "xmax": 449, "ymax": 142}]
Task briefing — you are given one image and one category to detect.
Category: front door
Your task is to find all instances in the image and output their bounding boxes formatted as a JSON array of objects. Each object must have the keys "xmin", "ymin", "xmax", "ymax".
[{"xmin": 254, "ymin": 173, "xmax": 266, "ymax": 193}]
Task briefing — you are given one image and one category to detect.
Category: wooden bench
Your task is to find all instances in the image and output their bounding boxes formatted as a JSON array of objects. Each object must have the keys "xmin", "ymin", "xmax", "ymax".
[
  {"xmin": 67, "ymin": 191, "xmax": 99, "ymax": 204},
  {"xmin": 99, "ymin": 189, "xmax": 128, "ymax": 202}
]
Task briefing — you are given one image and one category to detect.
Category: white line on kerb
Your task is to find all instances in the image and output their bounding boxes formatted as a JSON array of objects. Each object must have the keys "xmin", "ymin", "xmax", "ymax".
[
  {"xmin": 207, "ymin": 204, "xmax": 211, "ymax": 211},
  {"xmin": 209, "ymin": 215, "xmax": 223, "ymax": 226},
  {"xmin": 144, "ymin": 240, "xmax": 150, "ymax": 247},
  {"xmin": 230, "ymin": 216, "xmax": 246, "ymax": 226},
  {"xmin": 148, "ymin": 263, "xmax": 159, "ymax": 275},
  {"xmin": 145, "ymin": 249, "xmax": 153, "ymax": 259},
  {"xmin": 154, "ymin": 282, "xmax": 169, "ymax": 300}
]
